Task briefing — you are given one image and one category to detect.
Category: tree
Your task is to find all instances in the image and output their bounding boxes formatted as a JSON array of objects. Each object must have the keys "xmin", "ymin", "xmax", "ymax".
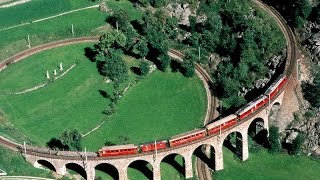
[
  {"xmin": 150, "ymin": 0, "xmax": 168, "ymax": 8},
  {"xmin": 139, "ymin": 61, "xmax": 150, "ymax": 76},
  {"xmin": 111, "ymin": 9, "xmax": 130, "ymax": 31},
  {"xmin": 292, "ymin": 133, "xmax": 305, "ymax": 155},
  {"xmin": 132, "ymin": 38, "xmax": 149, "ymax": 59},
  {"xmin": 59, "ymin": 129, "xmax": 82, "ymax": 151},
  {"xmin": 181, "ymin": 53, "xmax": 196, "ymax": 78},
  {"xmin": 268, "ymin": 126, "xmax": 281, "ymax": 153},
  {"xmin": 303, "ymin": 71, "xmax": 320, "ymax": 107},
  {"xmin": 293, "ymin": 0, "xmax": 312, "ymax": 28},
  {"xmin": 181, "ymin": 59, "xmax": 195, "ymax": 78},
  {"xmin": 104, "ymin": 51, "xmax": 128, "ymax": 84},
  {"xmin": 158, "ymin": 53, "xmax": 170, "ymax": 71}
]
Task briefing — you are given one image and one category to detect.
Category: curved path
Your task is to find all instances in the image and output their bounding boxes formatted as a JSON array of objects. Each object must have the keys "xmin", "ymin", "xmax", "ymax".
[{"xmin": 0, "ymin": 0, "xmax": 298, "ymax": 179}]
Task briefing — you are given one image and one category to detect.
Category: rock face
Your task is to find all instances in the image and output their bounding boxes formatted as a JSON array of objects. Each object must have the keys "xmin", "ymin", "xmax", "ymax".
[
  {"xmin": 285, "ymin": 108, "xmax": 320, "ymax": 156},
  {"xmin": 302, "ymin": 22, "xmax": 320, "ymax": 63},
  {"xmin": 166, "ymin": 3, "xmax": 193, "ymax": 26}
]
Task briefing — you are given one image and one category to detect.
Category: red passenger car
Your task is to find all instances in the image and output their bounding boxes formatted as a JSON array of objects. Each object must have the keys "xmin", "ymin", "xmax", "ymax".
[
  {"xmin": 265, "ymin": 74, "xmax": 288, "ymax": 100},
  {"xmin": 140, "ymin": 140, "xmax": 168, "ymax": 152},
  {"xmin": 98, "ymin": 144, "xmax": 138, "ymax": 157},
  {"xmin": 169, "ymin": 129, "xmax": 206, "ymax": 147},
  {"xmin": 206, "ymin": 115, "xmax": 238, "ymax": 135}
]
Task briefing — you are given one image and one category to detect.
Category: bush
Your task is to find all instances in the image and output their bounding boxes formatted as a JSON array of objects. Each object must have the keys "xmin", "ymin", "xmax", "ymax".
[
  {"xmin": 268, "ymin": 126, "xmax": 281, "ymax": 153},
  {"xmin": 139, "ymin": 61, "xmax": 150, "ymax": 76},
  {"xmin": 292, "ymin": 133, "xmax": 305, "ymax": 155}
]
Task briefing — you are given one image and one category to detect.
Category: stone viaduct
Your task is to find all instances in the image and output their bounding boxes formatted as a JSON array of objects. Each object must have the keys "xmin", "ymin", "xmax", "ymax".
[
  {"xmin": 25, "ymin": 90, "xmax": 283, "ymax": 180},
  {"xmin": 0, "ymin": 0, "xmax": 298, "ymax": 179}
]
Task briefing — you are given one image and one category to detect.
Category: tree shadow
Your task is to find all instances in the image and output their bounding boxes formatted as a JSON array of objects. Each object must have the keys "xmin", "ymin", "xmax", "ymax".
[
  {"xmin": 66, "ymin": 163, "xmax": 87, "ymax": 179},
  {"xmin": 128, "ymin": 161, "xmax": 153, "ymax": 180},
  {"xmin": 162, "ymin": 154, "xmax": 185, "ymax": 176},
  {"xmin": 194, "ymin": 146, "xmax": 215, "ymax": 170},
  {"xmin": 84, "ymin": 47, "xmax": 97, "ymax": 62},
  {"xmin": 96, "ymin": 60, "xmax": 106, "ymax": 76},
  {"xmin": 130, "ymin": 66, "xmax": 141, "ymax": 75},
  {"xmin": 170, "ymin": 60, "xmax": 181, "ymax": 72},
  {"xmin": 46, "ymin": 138, "xmax": 69, "ymax": 150},
  {"xmin": 98, "ymin": 90, "xmax": 110, "ymax": 99},
  {"xmin": 253, "ymin": 129, "xmax": 270, "ymax": 148},
  {"xmin": 95, "ymin": 163, "xmax": 119, "ymax": 180}
]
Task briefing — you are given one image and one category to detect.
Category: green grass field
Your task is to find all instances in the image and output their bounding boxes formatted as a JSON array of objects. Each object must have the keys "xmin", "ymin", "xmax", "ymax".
[
  {"xmin": 0, "ymin": 0, "xmax": 98, "ymax": 29},
  {"xmin": 213, "ymin": 148, "xmax": 320, "ymax": 180},
  {"xmin": 0, "ymin": 0, "xmax": 142, "ymax": 63},
  {"xmin": 82, "ymin": 70, "xmax": 207, "ymax": 150},
  {"xmin": 0, "ymin": 146, "xmax": 53, "ymax": 177},
  {"xmin": 0, "ymin": 43, "xmax": 207, "ymax": 151}
]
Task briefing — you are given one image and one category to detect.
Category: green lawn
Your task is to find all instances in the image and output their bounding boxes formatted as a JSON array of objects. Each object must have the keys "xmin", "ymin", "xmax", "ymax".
[
  {"xmin": 82, "ymin": 70, "xmax": 207, "ymax": 150},
  {"xmin": 213, "ymin": 148, "xmax": 320, "ymax": 180},
  {"xmin": 0, "ymin": 0, "xmax": 142, "ymax": 63},
  {"xmin": 0, "ymin": 0, "xmax": 98, "ymax": 29},
  {"xmin": 0, "ymin": 146, "xmax": 53, "ymax": 177},
  {"xmin": 0, "ymin": 43, "xmax": 207, "ymax": 151}
]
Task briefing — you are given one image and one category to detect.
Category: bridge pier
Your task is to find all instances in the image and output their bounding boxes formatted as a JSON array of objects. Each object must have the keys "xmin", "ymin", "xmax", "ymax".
[
  {"xmin": 85, "ymin": 163, "xmax": 95, "ymax": 180},
  {"xmin": 241, "ymin": 132, "xmax": 249, "ymax": 161},
  {"xmin": 215, "ymin": 145, "xmax": 224, "ymax": 171},
  {"xmin": 185, "ymin": 155, "xmax": 193, "ymax": 179},
  {"xmin": 118, "ymin": 167, "xmax": 128, "ymax": 180},
  {"xmin": 56, "ymin": 164, "xmax": 66, "ymax": 176},
  {"xmin": 153, "ymin": 163, "xmax": 161, "ymax": 180}
]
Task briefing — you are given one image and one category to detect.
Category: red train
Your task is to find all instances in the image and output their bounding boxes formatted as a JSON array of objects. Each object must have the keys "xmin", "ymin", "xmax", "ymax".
[
  {"xmin": 169, "ymin": 129, "xmax": 206, "ymax": 147},
  {"xmin": 98, "ymin": 144, "xmax": 138, "ymax": 157},
  {"xmin": 97, "ymin": 74, "xmax": 288, "ymax": 157},
  {"xmin": 140, "ymin": 140, "xmax": 167, "ymax": 152}
]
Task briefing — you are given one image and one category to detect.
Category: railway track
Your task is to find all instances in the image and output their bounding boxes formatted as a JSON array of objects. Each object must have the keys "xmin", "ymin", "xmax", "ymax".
[{"xmin": 0, "ymin": 0, "xmax": 298, "ymax": 177}]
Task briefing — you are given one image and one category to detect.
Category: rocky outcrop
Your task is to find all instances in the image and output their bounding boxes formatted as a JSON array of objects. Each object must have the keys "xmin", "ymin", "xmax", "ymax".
[
  {"xmin": 301, "ymin": 22, "xmax": 320, "ymax": 63},
  {"xmin": 166, "ymin": 3, "xmax": 193, "ymax": 26},
  {"xmin": 285, "ymin": 108, "xmax": 320, "ymax": 156}
]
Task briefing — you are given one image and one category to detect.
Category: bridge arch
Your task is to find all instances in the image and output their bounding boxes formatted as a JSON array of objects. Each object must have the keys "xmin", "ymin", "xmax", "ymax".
[
  {"xmin": 95, "ymin": 163, "xmax": 119, "ymax": 180},
  {"xmin": 65, "ymin": 163, "xmax": 87, "ymax": 179},
  {"xmin": 221, "ymin": 130, "xmax": 245, "ymax": 160},
  {"xmin": 192, "ymin": 144, "xmax": 215, "ymax": 170},
  {"xmin": 127, "ymin": 160, "xmax": 153, "ymax": 180},
  {"xmin": 160, "ymin": 153, "xmax": 186, "ymax": 178},
  {"xmin": 248, "ymin": 118, "xmax": 269, "ymax": 148},
  {"xmin": 35, "ymin": 159, "xmax": 56, "ymax": 172}
]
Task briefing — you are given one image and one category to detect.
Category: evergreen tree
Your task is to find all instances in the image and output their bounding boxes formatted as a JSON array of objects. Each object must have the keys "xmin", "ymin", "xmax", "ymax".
[{"xmin": 268, "ymin": 126, "xmax": 281, "ymax": 153}]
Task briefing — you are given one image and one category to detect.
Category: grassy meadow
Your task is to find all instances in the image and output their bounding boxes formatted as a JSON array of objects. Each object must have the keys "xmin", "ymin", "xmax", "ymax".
[
  {"xmin": 0, "ymin": 0, "xmax": 143, "ymax": 62},
  {"xmin": 0, "ymin": 43, "xmax": 207, "ymax": 150}
]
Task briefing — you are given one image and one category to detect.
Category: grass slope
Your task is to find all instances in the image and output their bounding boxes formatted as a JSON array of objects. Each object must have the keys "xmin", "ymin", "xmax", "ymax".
[
  {"xmin": 0, "ymin": 146, "xmax": 53, "ymax": 177},
  {"xmin": 82, "ymin": 70, "xmax": 206, "ymax": 150},
  {"xmin": 0, "ymin": 0, "xmax": 98, "ymax": 29},
  {"xmin": 214, "ymin": 148, "xmax": 320, "ymax": 180}
]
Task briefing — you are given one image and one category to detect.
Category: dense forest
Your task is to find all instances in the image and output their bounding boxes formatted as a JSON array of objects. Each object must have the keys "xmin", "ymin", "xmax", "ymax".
[{"xmin": 95, "ymin": 0, "xmax": 286, "ymax": 110}]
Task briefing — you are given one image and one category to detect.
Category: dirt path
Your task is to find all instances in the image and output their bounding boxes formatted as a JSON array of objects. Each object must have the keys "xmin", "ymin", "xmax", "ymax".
[{"xmin": 0, "ymin": 4, "xmax": 99, "ymax": 32}]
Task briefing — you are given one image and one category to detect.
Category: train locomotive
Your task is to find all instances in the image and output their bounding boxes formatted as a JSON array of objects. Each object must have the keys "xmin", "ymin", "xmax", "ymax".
[{"xmin": 97, "ymin": 74, "xmax": 288, "ymax": 157}]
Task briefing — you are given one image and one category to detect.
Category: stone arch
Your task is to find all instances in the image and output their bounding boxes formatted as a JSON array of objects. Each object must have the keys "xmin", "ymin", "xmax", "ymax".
[
  {"xmin": 160, "ymin": 153, "xmax": 186, "ymax": 178},
  {"xmin": 35, "ymin": 159, "xmax": 56, "ymax": 172},
  {"xmin": 248, "ymin": 118, "xmax": 269, "ymax": 148},
  {"xmin": 95, "ymin": 163, "xmax": 119, "ymax": 180},
  {"xmin": 65, "ymin": 163, "xmax": 87, "ymax": 179},
  {"xmin": 192, "ymin": 144, "xmax": 215, "ymax": 170},
  {"xmin": 127, "ymin": 160, "xmax": 153, "ymax": 180},
  {"xmin": 222, "ymin": 131, "xmax": 244, "ymax": 160}
]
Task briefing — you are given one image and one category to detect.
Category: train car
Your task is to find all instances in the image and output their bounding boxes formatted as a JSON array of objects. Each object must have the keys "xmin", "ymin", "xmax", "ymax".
[
  {"xmin": 98, "ymin": 144, "xmax": 138, "ymax": 157},
  {"xmin": 169, "ymin": 128, "xmax": 206, "ymax": 147},
  {"xmin": 264, "ymin": 74, "xmax": 288, "ymax": 100},
  {"xmin": 236, "ymin": 94, "xmax": 268, "ymax": 120},
  {"xmin": 206, "ymin": 114, "xmax": 238, "ymax": 136},
  {"xmin": 140, "ymin": 140, "xmax": 168, "ymax": 152}
]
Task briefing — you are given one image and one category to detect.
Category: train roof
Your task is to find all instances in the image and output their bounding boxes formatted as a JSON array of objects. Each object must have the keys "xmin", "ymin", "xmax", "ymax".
[
  {"xmin": 169, "ymin": 128, "xmax": 205, "ymax": 141},
  {"xmin": 140, "ymin": 140, "xmax": 167, "ymax": 146},
  {"xmin": 205, "ymin": 114, "xmax": 237, "ymax": 129},
  {"xmin": 265, "ymin": 74, "xmax": 285, "ymax": 94},
  {"xmin": 236, "ymin": 94, "xmax": 267, "ymax": 115},
  {"xmin": 99, "ymin": 144, "xmax": 137, "ymax": 151}
]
